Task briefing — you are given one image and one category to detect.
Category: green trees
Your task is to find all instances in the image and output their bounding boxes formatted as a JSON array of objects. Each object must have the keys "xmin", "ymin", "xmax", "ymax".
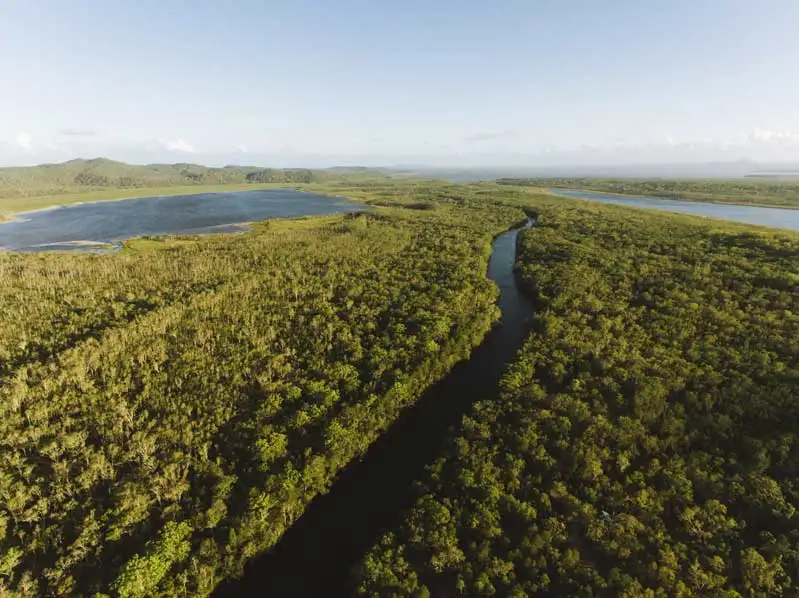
[
  {"xmin": 112, "ymin": 521, "xmax": 192, "ymax": 598},
  {"xmin": 0, "ymin": 182, "xmax": 528, "ymax": 596},
  {"xmin": 245, "ymin": 168, "xmax": 318, "ymax": 183},
  {"xmin": 0, "ymin": 159, "xmax": 325, "ymax": 200},
  {"xmin": 356, "ymin": 195, "xmax": 799, "ymax": 596}
]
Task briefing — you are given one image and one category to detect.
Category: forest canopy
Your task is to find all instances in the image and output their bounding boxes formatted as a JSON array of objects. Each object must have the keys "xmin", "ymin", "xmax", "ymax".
[
  {"xmin": 0, "ymin": 182, "xmax": 528, "ymax": 597},
  {"xmin": 356, "ymin": 194, "xmax": 799, "ymax": 597},
  {"xmin": 4, "ymin": 178, "xmax": 799, "ymax": 597}
]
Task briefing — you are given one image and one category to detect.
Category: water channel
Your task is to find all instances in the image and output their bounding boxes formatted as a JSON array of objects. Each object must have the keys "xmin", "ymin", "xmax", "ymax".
[{"xmin": 213, "ymin": 219, "xmax": 535, "ymax": 597}]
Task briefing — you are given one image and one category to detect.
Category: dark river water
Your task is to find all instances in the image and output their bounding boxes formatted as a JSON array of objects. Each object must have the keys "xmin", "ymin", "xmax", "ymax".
[
  {"xmin": 213, "ymin": 219, "xmax": 535, "ymax": 598},
  {"xmin": 550, "ymin": 188, "xmax": 799, "ymax": 231},
  {"xmin": 0, "ymin": 189, "xmax": 365, "ymax": 251}
]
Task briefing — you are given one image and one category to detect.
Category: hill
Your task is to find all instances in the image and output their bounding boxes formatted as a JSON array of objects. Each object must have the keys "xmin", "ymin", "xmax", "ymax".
[{"xmin": 0, "ymin": 158, "xmax": 337, "ymax": 199}]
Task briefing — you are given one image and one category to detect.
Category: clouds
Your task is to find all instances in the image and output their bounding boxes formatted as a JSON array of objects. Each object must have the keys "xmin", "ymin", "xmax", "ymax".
[
  {"xmin": 749, "ymin": 129, "xmax": 799, "ymax": 144},
  {"xmin": 464, "ymin": 130, "xmax": 519, "ymax": 144},
  {"xmin": 8, "ymin": 129, "xmax": 98, "ymax": 154},
  {"xmin": 532, "ymin": 130, "xmax": 799, "ymax": 161},
  {"xmin": 0, "ymin": 130, "xmax": 203, "ymax": 166},
  {"xmin": 2, "ymin": 124, "xmax": 799, "ymax": 169},
  {"xmin": 156, "ymin": 138, "xmax": 195, "ymax": 153},
  {"xmin": 58, "ymin": 128, "xmax": 98, "ymax": 137},
  {"xmin": 15, "ymin": 132, "xmax": 32, "ymax": 150}
]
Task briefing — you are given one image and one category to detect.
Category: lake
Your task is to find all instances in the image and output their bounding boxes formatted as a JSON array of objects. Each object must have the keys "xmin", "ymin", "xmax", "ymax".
[
  {"xmin": 550, "ymin": 188, "xmax": 799, "ymax": 232},
  {"xmin": 0, "ymin": 189, "xmax": 366, "ymax": 251}
]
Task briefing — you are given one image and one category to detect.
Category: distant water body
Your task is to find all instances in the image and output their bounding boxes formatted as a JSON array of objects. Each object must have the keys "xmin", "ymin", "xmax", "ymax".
[
  {"xmin": 550, "ymin": 188, "xmax": 799, "ymax": 232},
  {"xmin": 0, "ymin": 189, "xmax": 366, "ymax": 251}
]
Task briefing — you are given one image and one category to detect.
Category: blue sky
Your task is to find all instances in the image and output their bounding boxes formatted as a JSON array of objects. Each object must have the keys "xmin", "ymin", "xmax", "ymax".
[{"xmin": 2, "ymin": 0, "xmax": 799, "ymax": 167}]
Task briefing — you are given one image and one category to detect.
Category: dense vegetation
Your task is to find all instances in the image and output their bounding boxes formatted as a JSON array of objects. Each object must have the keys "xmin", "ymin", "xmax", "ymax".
[
  {"xmin": 356, "ymin": 196, "xmax": 799, "ymax": 597},
  {"xmin": 0, "ymin": 182, "xmax": 529, "ymax": 597},
  {"xmin": 498, "ymin": 177, "xmax": 799, "ymax": 209}
]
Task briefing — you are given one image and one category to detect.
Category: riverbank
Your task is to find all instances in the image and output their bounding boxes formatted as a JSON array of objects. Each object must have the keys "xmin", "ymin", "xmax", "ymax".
[
  {"xmin": 355, "ymin": 193, "xmax": 799, "ymax": 598},
  {"xmin": 213, "ymin": 219, "xmax": 535, "ymax": 598},
  {"xmin": 546, "ymin": 187, "xmax": 799, "ymax": 232},
  {"xmin": 0, "ymin": 182, "xmax": 530, "ymax": 596},
  {"xmin": 546, "ymin": 185, "xmax": 799, "ymax": 210}
]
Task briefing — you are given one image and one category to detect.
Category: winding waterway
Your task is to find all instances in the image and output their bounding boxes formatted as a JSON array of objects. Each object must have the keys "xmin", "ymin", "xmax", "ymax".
[
  {"xmin": 550, "ymin": 188, "xmax": 799, "ymax": 231},
  {"xmin": 213, "ymin": 219, "xmax": 535, "ymax": 598}
]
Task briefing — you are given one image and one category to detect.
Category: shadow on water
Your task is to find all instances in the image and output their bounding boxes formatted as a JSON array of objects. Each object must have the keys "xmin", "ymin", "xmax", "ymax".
[{"xmin": 213, "ymin": 219, "xmax": 535, "ymax": 598}]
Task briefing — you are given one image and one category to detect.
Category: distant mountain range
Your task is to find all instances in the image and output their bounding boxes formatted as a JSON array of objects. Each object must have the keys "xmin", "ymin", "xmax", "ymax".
[
  {"xmin": 0, "ymin": 158, "xmax": 396, "ymax": 199},
  {"xmin": 3, "ymin": 158, "xmax": 799, "ymax": 202}
]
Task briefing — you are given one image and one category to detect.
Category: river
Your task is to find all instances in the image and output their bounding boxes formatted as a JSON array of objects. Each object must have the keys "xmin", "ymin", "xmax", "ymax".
[
  {"xmin": 212, "ymin": 219, "xmax": 535, "ymax": 598},
  {"xmin": 211, "ymin": 188, "xmax": 797, "ymax": 596},
  {"xmin": 549, "ymin": 188, "xmax": 799, "ymax": 231}
]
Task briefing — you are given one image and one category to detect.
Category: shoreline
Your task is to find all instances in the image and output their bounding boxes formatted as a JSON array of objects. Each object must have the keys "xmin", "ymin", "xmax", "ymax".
[
  {"xmin": 1, "ymin": 203, "xmax": 64, "ymax": 223},
  {"xmin": 542, "ymin": 186, "xmax": 799, "ymax": 211},
  {"xmin": 546, "ymin": 188, "xmax": 799, "ymax": 234},
  {"xmin": 0, "ymin": 182, "xmax": 303, "ymax": 223},
  {"xmin": 2, "ymin": 221, "xmax": 258, "ymax": 254}
]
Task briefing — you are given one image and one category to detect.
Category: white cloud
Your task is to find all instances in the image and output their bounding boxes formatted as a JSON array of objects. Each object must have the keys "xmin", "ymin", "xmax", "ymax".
[
  {"xmin": 58, "ymin": 128, "xmax": 97, "ymax": 137},
  {"xmin": 235, "ymin": 144, "xmax": 248, "ymax": 153},
  {"xmin": 749, "ymin": 128, "xmax": 799, "ymax": 144},
  {"xmin": 15, "ymin": 131, "xmax": 32, "ymax": 150},
  {"xmin": 464, "ymin": 130, "xmax": 518, "ymax": 143},
  {"xmin": 157, "ymin": 138, "xmax": 195, "ymax": 153}
]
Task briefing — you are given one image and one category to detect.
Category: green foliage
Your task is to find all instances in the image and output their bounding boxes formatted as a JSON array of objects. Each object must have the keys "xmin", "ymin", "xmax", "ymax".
[
  {"xmin": 112, "ymin": 521, "xmax": 192, "ymax": 598},
  {"xmin": 499, "ymin": 177, "xmax": 799, "ymax": 208},
  {"xmin": 245, "ymin": 168, "xmax": 318, "ymax": 183},
  {"xmin": 356, "ymin": 196, "xmax": 799, "ymax": 596},
  {"xmin": 0, "ymin": 158, "xmax": 318, "ymax": 199},
  {"xmin": 0, "ymin": 181, "xmax": 528, "ymax": 596}
]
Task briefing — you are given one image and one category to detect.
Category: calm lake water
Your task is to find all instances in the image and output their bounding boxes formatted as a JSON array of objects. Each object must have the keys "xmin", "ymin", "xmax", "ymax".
[
  {"xmin": 550, "ymin": 188, "xmax": 799, "ymax": 232},
  {"xmin": 0, "ymin": 189, "xmax": 366, "ymax": 251}
]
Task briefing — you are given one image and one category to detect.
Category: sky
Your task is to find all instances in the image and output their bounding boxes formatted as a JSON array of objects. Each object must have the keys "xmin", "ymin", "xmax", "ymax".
[{"xmin": 2, "ymin": 0, "xmax": 799, "ymax": 168}]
